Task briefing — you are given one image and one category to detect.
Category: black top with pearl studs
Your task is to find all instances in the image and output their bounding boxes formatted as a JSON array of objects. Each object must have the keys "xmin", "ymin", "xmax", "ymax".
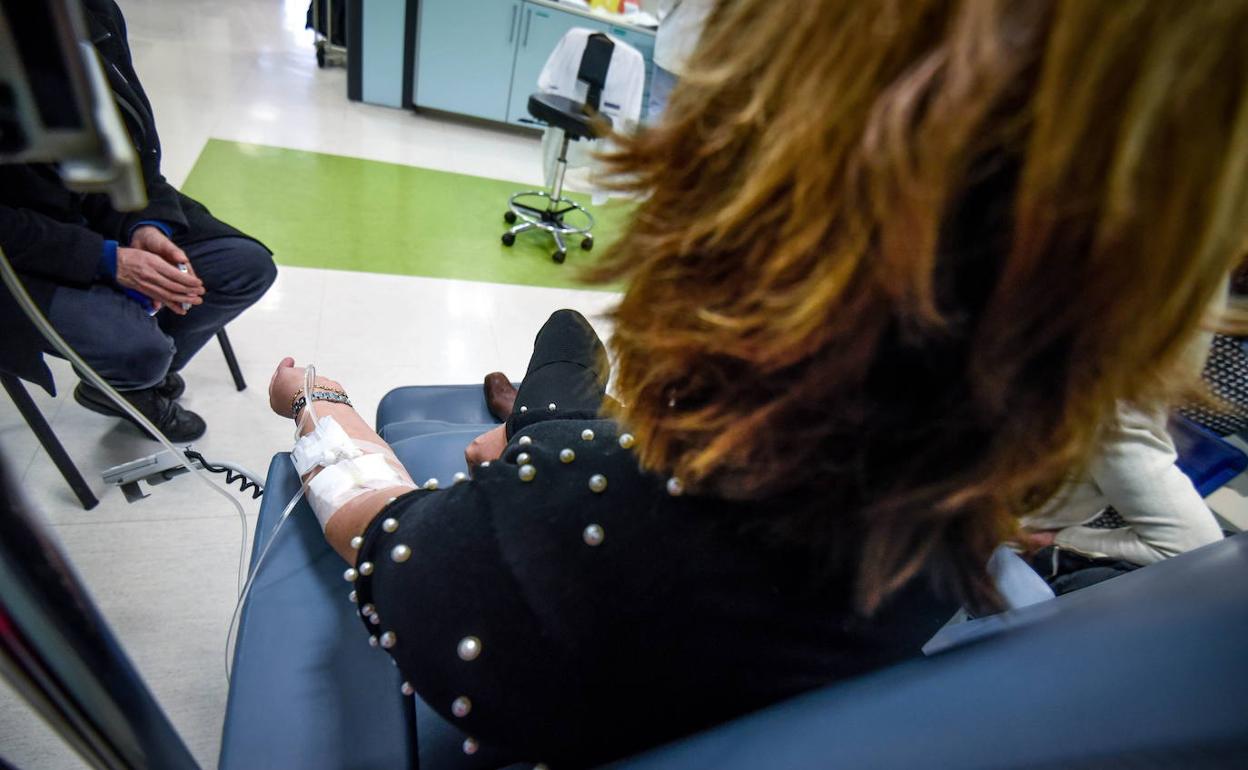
[
  {"xmin": 349, "ymin": 312, "xmax": 957, "ymax": 767},
  {"xmin": 503, "ymin": 309, "xmax": 611, "ymax": 440}
]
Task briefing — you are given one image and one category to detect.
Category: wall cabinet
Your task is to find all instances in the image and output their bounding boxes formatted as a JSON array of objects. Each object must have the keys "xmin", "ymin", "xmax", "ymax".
[
  {"xmin": 414, "ymin": 0, "xmax": 523, "ymax": 122},
  {"xmin": 413, "ymin": 0, "xmax": 654, "ymax": 127}
]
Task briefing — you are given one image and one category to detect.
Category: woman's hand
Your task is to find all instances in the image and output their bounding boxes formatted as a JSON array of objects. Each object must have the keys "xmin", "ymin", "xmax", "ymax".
[
  {"xmin": 269, "ymin": 357, "xmax": 343, "ymax": 419},
  {"xmin": 1016, "ymin": 528, "xmax": 1060, "ymax": 552},
  {"xmin": 465, "ymin": 424, "xmax": 508, "ymax": 468}
]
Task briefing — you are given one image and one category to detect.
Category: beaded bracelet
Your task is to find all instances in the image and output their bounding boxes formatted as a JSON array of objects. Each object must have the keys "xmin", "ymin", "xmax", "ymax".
[
  {"xmin": 290, "ymin": 383, "xmax": 348, "ymax": 417},
  {"xmin": 292, "ymin": 390, "xmax": 353, "ymax": 419}
]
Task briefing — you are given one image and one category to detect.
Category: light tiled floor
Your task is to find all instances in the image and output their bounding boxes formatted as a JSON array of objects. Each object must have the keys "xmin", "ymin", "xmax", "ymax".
[{"xmin": 0, "ymin": 1, "xmax": 616, "ymax": 767}]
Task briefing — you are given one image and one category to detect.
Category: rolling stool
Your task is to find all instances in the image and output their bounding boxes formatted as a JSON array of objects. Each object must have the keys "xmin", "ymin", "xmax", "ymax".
[{"xmin": 501, "ymin": 33, "xmax": 615, "ymax": 264}]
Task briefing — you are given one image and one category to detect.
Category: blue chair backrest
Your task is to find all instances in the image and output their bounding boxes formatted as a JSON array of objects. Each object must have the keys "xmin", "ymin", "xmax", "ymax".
[
  {"xmin": 1171, "ymin": 414, "xmax": 1248, "ymax": 496},
  {"xmin": 610, "ymin": 534, "xmax": 1248, "ymax": 769}
]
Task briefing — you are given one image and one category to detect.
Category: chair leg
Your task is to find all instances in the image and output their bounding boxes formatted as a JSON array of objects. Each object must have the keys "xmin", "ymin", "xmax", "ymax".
[
  {"xmin": 218, "ymin": 330, "xmax": 246, "ymax": 392},
  {"xmin": 1, "ymin": 374, "xmax": 99, "ymax": 510}
]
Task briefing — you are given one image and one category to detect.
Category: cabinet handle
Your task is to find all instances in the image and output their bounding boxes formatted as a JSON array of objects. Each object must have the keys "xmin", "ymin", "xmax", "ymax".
[
  {"xmin": 522, "ymin": 8, "xmax": 532, "ymax": 48},
  {"xmin": 507, "ymin": 5, "xmax": 518, "ymax": 44}
]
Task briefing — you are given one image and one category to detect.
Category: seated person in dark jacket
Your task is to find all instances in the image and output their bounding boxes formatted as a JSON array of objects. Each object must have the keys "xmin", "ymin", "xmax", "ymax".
[
  {"xmin": 266, "ymin": 0, "xmax": 1248, "ymax": 765},
  {"xmin": 0, "ymin": 0, "xmax": 276, "ymax": 441}
]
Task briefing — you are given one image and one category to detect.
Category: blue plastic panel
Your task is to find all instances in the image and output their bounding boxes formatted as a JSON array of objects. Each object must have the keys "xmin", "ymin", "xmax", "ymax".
[
  {"xmin": 1171, "ymin": 415, "xmax": 1248, "ymax": 496},
  {"xmin": 361, "ymin": 0, "xmax": 407, "ymax": 107},
  {"xmin": 414, "ymin": 0, "xmax": 522, "ymax": 121}
]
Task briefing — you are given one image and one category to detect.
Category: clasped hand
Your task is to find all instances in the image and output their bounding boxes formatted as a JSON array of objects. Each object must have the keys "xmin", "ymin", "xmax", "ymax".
[{"xmin": 116, "ymin": 225, "xmax": 205, "ymax": 315}]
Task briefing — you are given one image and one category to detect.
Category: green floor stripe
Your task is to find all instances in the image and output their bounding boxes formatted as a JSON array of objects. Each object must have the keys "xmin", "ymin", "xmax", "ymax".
[{"xmin": 181, "ymin": 139, "xmax": 630, "ymax": 291}]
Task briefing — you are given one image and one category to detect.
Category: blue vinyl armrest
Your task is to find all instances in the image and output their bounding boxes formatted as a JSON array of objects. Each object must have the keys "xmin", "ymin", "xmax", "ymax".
[
  {"xmin": 1171, "ymin": 415, "xmax": 1248, "ymax": 497},
  {"xmin": 219, "ymin": 454, "xmax": 414, "ymax": 770},
  {"xmin": 377, "ymin": 385, "xmax": 499, "ymax": 431}
]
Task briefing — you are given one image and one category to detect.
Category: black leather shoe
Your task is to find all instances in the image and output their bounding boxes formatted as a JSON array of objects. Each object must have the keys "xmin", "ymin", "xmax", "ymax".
[
  {"xmin": 74, "ymin": 382, "xmax": 206, "ymax": 442},
  {"xmin": 157, "ymin": 372, "xmax": 186, "ymax": 401}
]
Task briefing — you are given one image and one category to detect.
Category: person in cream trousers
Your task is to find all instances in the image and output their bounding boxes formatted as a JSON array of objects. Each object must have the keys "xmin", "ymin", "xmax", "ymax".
[{"xmin": 1020, "ymin": 402, "xmax": 1225, "ymax": 566}]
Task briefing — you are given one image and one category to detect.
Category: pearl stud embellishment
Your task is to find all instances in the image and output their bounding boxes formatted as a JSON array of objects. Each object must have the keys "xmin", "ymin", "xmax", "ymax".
[
  {"xmin": 583, "ymin": 524, "xmax": 605, "ymax": 546},
  {"xmin": 452, "ymin": 696, "xmax": 472, "ymax": 718},
  {"xmin": 458, "ymin": 636, "xmax": 482, "ymax": 661}
]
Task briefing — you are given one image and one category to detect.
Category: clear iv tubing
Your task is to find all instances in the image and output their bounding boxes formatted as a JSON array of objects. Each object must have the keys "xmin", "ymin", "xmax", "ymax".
[
  {"xmin": 223, "ymin": 365, "xmax": 320, "ymax": 680},
  {"xmin": 0, "ymin": 248, "xmax": 254, "ymax": 597}
]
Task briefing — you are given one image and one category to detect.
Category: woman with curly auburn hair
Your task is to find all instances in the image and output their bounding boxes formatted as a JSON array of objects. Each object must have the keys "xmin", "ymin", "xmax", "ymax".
[
  {"xmin": 593, "ymin": 0, "xmax": 1248, "ymax": 612},
  {"xmin": 270, "ymin": 0, "xmax": 1248, "ymax": 765}
]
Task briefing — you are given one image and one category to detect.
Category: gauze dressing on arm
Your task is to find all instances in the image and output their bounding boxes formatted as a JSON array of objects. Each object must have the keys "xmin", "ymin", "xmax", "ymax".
[{"xmin": 292, "ymin": 415, "xmax": 416, "ymax": 529}]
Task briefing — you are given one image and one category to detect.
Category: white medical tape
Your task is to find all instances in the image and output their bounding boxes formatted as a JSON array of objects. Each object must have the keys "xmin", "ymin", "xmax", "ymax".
[
  {"xmin": 291, "ymin": 415, "xmax": 418, "ymax": 530},
  {"xmin": 291, "ymin": 415, "xmax": 362, "ymax": 476},
  {"xmin": 306, "ymin": 453, "xmax": 415, "ymax": 530}
]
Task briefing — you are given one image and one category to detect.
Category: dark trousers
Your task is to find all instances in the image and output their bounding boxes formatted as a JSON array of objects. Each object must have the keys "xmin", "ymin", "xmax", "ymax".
[
  {"xmin": 506, "ymin": 309, "xmax": 610, "ymax": 437},
  {"xmin": 45, "ymin": 236, "xmax": 276, "ymax": 390}
]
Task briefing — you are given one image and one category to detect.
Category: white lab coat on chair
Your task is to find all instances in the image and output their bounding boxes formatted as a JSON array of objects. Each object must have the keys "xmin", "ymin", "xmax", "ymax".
[
  {"xmin": 535, "ymin": 28, "xmax": 646, "ymax": 202},
  {"xmin": 655, "ymin": 0, "xmax": 715, "ymax": 76}
]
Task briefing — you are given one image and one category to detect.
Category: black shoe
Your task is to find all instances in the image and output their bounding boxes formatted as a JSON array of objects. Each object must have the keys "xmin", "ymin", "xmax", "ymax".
[
  {"xmin": 74, "ymin": 382, "xmax": 207, "ymax": 442},
  {"xmin": 157, "ymin": 372, "xmax": 186, "ymax": 401}
]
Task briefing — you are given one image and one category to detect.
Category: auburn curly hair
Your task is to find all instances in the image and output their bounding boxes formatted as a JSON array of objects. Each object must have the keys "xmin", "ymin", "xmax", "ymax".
[{"xmin": 590, "ymin": 0, "xmax": 1248, "ymax": 612}]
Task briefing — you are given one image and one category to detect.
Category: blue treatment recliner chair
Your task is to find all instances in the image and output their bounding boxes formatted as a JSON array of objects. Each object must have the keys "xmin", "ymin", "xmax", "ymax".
[
  {"xmin": 221, "ymin": 385, "xmax": 1248, "ymax": 769},
  {"xmin": 1170, "ymin": 414, "xmax": 1248, "ymax": 497}
]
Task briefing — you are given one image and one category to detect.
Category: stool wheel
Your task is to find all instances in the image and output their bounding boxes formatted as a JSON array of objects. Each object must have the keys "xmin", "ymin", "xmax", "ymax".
[
  {"xmin": 504, "ymin": 210, "xmax": 517, "ymax": 224},
  {"xmin": 502, "ymin": 232, "xmax": 516, "ymax": 246},
  {"xmin": 553, "ymin": 249, "xmax": 567, "ymax": 264},
  {"xmin": 580, "ymin": 236, "xmax": 593, "ymax": 251}
]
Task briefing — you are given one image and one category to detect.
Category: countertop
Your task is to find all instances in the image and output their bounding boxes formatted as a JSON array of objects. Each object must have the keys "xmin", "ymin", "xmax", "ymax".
[{"xmin": 526, "ymin": 0, "xmax": 657, "ymax": 36}]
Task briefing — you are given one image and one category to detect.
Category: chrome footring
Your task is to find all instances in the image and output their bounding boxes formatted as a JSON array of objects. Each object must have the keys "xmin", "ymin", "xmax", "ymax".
[{"xmin": 507, "ymin": 191, "xmax": 595, "ymax": 237}]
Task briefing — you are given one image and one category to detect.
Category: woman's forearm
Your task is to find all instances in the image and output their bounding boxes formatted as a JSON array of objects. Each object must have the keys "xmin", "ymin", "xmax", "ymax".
[
  {"xmin": 297, "ymin": 401, "xmax": 415, "ymax": 561},
  {"xmin": 324, "ymin": 486, "xmax": 412, "ymax": 562}
]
